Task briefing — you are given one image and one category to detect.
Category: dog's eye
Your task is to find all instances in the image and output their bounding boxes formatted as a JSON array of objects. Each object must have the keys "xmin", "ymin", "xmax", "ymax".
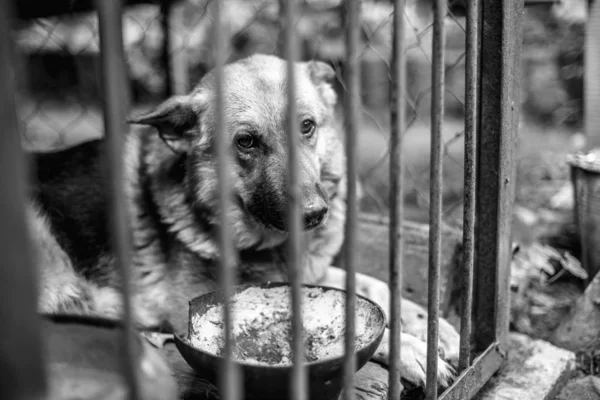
[
  {"xmin": 237, "ymin": 134, "xmax": 255, "ymax": 149},
  {"xmin": 300, "ymin": 119, "xmax": 316, "ymax": 136}
]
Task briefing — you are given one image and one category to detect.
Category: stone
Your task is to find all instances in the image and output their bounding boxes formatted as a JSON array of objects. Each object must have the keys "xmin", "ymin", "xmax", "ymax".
[
  {"xmin": 556, "ymin": 376, "xmax": 600, "ymax": 400},
  {"xmin": 475, "ymin": 333, "xmax": 576, "ymax": 400},
  {"xmin": 553, "ymin": 270, "xmax": 600, "ymax": 352}
]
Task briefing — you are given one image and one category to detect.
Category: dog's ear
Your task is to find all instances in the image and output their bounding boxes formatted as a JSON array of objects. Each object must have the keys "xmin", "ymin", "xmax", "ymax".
[
  {"xmin": 306, "ymin": 60, "xmax": 336, "ymax": 84},
  {"xmin": 305, "ymin": 60, "xmax": 337, "ymax": 107},
  {"xmin": 127, "ymin": 95, "xmax": 198, "ymax": 153}
]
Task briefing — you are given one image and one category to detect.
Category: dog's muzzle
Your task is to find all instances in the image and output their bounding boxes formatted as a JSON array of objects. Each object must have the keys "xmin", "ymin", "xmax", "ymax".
[{"xmin": 303, "ymin": 205, "xmax": 328, "ymax": 230}]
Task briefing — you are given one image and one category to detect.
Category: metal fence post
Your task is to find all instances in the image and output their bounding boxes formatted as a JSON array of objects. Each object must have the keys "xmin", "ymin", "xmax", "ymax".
[
  {"xmin": 343, "ymin": 1, "xmax": 361, "ymax": 399},
  {"xmin": 0, "ymin": 1, "xmax": 47, "ymax": 399},
  {"xmin": 458, "ymin": 0, "xmax": 482, "ymax": 372},
  {"xmin": 473, "ymin": 0, "xmax": 523, "ymax": 352},
  {"xmin": 388, "ymin": 0, "xmax": 406, "ymax": 398},
  {"xmin": 96, "ymin": 1, "xmax": 140, "ymax": 399},
  {"xmin": 585, "ymin": 0, "xmax": 600, "ymax": 149}
]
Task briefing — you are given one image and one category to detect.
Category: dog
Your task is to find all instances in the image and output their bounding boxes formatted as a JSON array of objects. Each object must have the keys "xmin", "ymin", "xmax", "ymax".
[{"xmin": 28, "ymin": 53, "xmax": 458, "ymax": 390}]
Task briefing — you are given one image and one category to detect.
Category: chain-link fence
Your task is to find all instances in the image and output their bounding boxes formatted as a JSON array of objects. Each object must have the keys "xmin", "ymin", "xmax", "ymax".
[
  {"xmin": 11, "ymin": 0, "xmax": 584, "ymax": 227},
  {"xmin": 12, "ymin": 0, "xmax": 472, "ymax": 228}
]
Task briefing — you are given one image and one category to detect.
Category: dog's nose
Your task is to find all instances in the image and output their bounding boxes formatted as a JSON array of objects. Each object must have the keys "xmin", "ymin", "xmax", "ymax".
[{"xmin": 303, "ymin": 205, "xmax": 328, "ymax": 230}]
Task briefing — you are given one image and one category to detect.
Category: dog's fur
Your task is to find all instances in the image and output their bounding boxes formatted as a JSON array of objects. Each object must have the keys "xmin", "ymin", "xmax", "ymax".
[{"xmin": 29, "ymin": 54, "xmax": 458, "ymax": 389}]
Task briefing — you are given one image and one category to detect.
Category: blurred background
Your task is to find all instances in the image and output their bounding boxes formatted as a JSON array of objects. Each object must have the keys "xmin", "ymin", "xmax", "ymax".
[{"xmin": 11, "ymin": 0, "xmax": 587, "ymax": 230}]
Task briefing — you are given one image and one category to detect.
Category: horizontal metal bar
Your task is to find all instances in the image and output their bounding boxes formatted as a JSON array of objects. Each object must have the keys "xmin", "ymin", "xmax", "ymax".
[
  {"xmin": 438, "ymin": 343, "xmax": 506, "ymax": 400},
  {"xmin": 426, "ymin": 0, "xmax": 446, "ymax": 398},
  {"xmin": 95, "ymin": 1, "xmax": 140, "ymax": 399},
  {"xmin": 388, "ymin": 0, "xmax": 406, "ymax": 398},
  {"xmin": 0, "ymin": 1, "xmax": 47, "ymax": 399}
]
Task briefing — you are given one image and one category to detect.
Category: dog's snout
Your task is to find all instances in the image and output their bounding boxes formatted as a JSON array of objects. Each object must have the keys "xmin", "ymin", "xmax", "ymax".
[{"xmin": 303, "ymin": 205, "xmax": 328, "ymax": 230}]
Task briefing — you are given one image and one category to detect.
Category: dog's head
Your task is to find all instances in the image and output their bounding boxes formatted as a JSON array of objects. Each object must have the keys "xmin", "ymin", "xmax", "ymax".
[{"xmin": 129, "ymin": 54, "xmax": 340, "ymax": 235}]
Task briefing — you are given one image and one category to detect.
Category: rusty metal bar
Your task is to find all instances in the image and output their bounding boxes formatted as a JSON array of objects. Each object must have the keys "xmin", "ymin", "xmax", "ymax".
[
  {"xmin": 473, "ymin": 0, "xmax": 523, "ymax": 352},
  {"xmin": 212, "ymin": 1, "xmax": 240, "ymax": 400},
  {"xmin": 278, "ymin": 0, "xmax": 286, "ymax": 56},
  {"xmin": 96, "ymin": 1, "xmax": 140, "ymax": 399},
  {"xmin": 343, "ymin": 0, "xmax": 360, "ymax": 399},
  {"xmin": 458, "ymin": 0, "xmax": 481, "ymax": 372},
  {"xmin": 585, "ymin": 0, "xmax": 600, "ymax": 149},
  {"xmin": 425, "ymin": 0, "xmax": 446, "ymax": 398},
  {"xmin": 282, "ymin": 0, "xmax": 307, "ymax": 399},
  {"xmin": 438, "ymin": 342, "xmax": 506, "ymax": 400},
  {"xmin": 160, "ymin": 0, "xmax": 173, "ymax": 97},
  {"xmin": 0, "ymin": 1, "xmax": 47, "ymax": 399},
  {"xmin": 170, "ymin": 5, "xmax": 189, "ymax": 95},
  {"xmin": 388, "ymin": 0, "xmax": 406, "ymax": 398}
]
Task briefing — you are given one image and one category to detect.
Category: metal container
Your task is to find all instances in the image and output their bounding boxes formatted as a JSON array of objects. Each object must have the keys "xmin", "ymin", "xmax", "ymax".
[
  {"xmin": 568, "ymin": 149, "xmax": 600, "ymax": 283},
  {"xmin": 174, "ymin": 283, "xmax": 386, "ymax": 400}
]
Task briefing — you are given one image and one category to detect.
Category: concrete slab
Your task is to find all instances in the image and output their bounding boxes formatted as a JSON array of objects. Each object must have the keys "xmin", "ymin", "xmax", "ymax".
[{"xmin": 475, "ymin": 332, "xmax": 576, "ymax": 400}]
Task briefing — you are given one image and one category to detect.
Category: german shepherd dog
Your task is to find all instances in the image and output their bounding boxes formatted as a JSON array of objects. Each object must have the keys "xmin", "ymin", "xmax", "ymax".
[{"xmin": 29, "ymin": 54, "xmax": 458, "ymax": 389}]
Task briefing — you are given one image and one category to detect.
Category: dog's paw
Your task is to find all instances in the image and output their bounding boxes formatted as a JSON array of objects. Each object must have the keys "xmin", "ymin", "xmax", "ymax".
[
  {"xmin": 372, "ymin": 329, "xmax": 455, "ymax": 389},
  {"xmin": 355, "ymin": 274, "xmax": 460, "ymax": 365},
  {"xmin": 400, "ymin": 300, "xmax": 460, "ymax": 365}
]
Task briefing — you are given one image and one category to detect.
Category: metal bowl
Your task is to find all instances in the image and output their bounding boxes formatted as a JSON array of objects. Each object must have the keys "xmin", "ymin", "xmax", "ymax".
[{"xmin": 174, "ymin": 282, "xmax": 386, "ymax": 400}]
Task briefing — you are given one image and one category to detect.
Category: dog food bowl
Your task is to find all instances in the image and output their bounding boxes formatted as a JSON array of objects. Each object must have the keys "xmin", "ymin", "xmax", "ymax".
[{"xmin": 174, "ymin": 282, "xmax": 386, "ymax": 400}]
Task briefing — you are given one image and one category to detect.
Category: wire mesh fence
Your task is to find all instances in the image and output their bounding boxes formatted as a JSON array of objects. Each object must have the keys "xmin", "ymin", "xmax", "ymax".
[{"xmin": 13, "ymin": 0, "xmax": 470, "ymax": 228}]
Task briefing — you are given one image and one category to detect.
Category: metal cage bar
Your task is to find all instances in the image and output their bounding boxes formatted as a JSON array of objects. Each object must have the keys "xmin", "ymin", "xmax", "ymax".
[
  {"xmin": 388, "ymin": 0, "xmax": 406, "ymax": 398},
  {"xmin": 211, "ymin": 1, "xmax": 241, "ymax": 400},
  {"xmin": 95, "ymin": 1, "xmax": 140, "ymax": 399},
  {"xmin": 160, "ymin": 0, "xmax": 173, "ymax": 98},
  {"xmin": 342, "ymin": 0, "xmax": 361, "ymax": 399},
  {"xmin": 473, "ymin": 0, "xmax": 523, "ymax": 353},
  {"xmin": 425, "ymin": 0, "xmax": 447, "ymax": 398},
  {"xmin": 458, "ymin": 0, "xmax": 481, "ymax": 373},
  {"xmin": 0, "ymin": 2, "xmax": 47, "ymax": 400},
  {"xmin": 439, "ymin": 0, "xmax": 522, "ymax": 398},
  {"xmin": 585, "ymin": 0, "xmax": 600, "ymax": 149},
  {"xmin": 282, "ymin": 0, "xmax": 308, "ymax": 399}
]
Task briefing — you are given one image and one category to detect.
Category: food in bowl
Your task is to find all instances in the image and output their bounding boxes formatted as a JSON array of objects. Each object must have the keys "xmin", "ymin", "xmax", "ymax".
[{"xmin": 188, "ymin": 286, "xmax": 382, "ymax": 366}]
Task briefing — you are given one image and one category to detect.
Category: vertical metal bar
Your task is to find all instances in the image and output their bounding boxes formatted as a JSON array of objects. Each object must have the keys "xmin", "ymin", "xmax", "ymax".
[
  {"xmin": 278, "ymin": 0, "xmax": 286, "ymax": 56},
  {"xmin": 96, "ymin": 1, "xmax": 139, "ymax": 399},
  {"xmin": 343, "ymin": 1, "xmax": 360, "ymax": 399},
  {"xmin": 160, "ymin": 0, "xmax": 173, "ymax": 98},
  {"xmin": 171, "ymin": 4, "xmax": 189, "ymax": 96},
  {"xmin": 426, "ymin": 0, "xmax": 446, "ymax": 398},
  {"xmin": 458, "ymin": 0, "xmax": 481, "ymax": 372},
  {"xmin": 0, "ymin": 1, "xmax": 47, "ymax": 399},
  {"xmin": 473, "ymin": 0, "xmax": 523, "ymax": 352},
  {"xmin": 585, "ymin": 0, "xmax": 600, "ymax": 149},
  {"xmin": 212, "ymin": 1, "xmax": 240, "ymax": 400},
  {"xmin": 282, "ymin": 1, "xmax": 307, "ymax": 399},
  {"xmin": 388, "ymin": 0, "xmax": 405, "ymax": 398}
]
